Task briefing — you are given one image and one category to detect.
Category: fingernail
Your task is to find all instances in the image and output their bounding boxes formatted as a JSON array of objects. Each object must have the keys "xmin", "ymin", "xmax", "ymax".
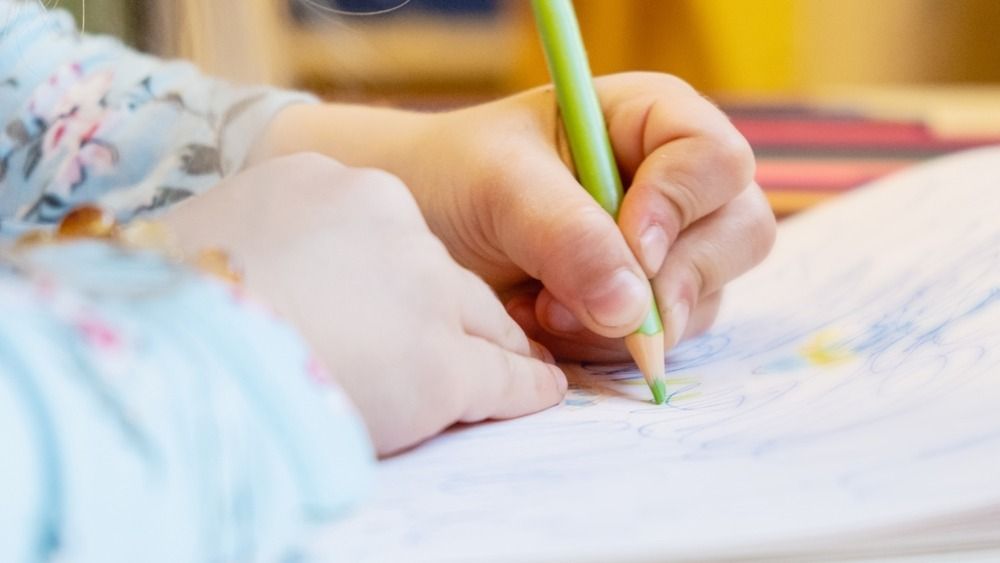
[
  {"xmin": 664, "ymin": 302, "xmax": 690, "ymax": 349},
  {"xmin": 544, "ymin": 299, "xmax": 584, "ymax": 333},
  {"xmin": 638, "ymin": 225, "xmax": 668, "ymax": 275},
  {"xmin": 530, "ymin": 340, "xmax": 556, "ymax": 364},
  {"xmin": 583, "ymin": 269, "xmax": 648, "ymax": 329}
]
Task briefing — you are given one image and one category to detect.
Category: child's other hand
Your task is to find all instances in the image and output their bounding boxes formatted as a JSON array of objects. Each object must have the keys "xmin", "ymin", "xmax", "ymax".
[
  {"xmin": 161, "ymin": 154, "xmax": 566, "ymax": 455},
  {"xmin": 254, "ymin": 72, "xmax": 776, "ymax": 362}
]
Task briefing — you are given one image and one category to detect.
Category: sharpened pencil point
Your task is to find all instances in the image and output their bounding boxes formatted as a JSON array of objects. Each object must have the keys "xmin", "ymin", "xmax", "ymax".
[
  {"xmin": 625, "ymin": 331, "xmax": 666, "ymax": 404},
  {"xmin": 650, "ymin": 377, "xmax": 667, "ymax": 405}
]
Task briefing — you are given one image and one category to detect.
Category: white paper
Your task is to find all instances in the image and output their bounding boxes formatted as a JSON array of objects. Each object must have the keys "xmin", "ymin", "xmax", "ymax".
[{"xmin": 313, "ymin": 147, "xmax": 1000, "ymax": 562}]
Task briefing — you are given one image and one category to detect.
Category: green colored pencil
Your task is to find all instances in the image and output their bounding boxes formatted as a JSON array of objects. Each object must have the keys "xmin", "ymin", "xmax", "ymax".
[{"xmin": 531, "ymin": 0, "xmax": 667, "ymax": 404}]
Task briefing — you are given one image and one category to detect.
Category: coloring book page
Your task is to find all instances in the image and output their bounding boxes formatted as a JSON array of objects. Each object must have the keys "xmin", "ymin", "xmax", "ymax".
[{"xmin": 314, "ymin": 147, "xmax": 1000, "ymax": 562}]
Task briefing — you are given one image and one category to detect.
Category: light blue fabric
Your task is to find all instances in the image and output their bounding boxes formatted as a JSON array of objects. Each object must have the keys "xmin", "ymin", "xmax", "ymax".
[
  {"xmin": 0, "ymin": 242, "xmax": 375, "ymax": 562},
  {"xmin": 0, "ymin": 2, "xmax": 375, "ymax": 561}
]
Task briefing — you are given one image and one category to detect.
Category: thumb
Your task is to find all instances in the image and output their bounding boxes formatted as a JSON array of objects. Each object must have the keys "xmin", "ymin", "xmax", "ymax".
[{"xmin": 492, "ymin": 153, "xmax": 650, "ymax": 338}]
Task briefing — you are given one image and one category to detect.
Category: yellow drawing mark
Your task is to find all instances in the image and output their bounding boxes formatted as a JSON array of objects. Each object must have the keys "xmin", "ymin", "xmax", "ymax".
[
  {"xmin": 800, "ymin": 330, "xmax": 855, "ymax": 366},
  {"xmin": 617, "ymin": 376, "xmax": 697, "ymax": 386},
  {"xmin": 669, "ymin": 391, "xmax": 700, "ymax": 403}
]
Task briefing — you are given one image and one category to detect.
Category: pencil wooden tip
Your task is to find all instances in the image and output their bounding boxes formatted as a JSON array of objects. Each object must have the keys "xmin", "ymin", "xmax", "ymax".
[{"xmin": 624, "ymin": 332, "xmax": 666, "ymax": 404}]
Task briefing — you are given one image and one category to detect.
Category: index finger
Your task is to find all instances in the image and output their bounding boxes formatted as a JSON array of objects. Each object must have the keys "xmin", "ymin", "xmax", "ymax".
[
  {"xmin": 457, "ymin": 336, "xmax": 568, "ymax": 423},
  {"xmin": 597, "ymin": 73, "xmax": 755, "ymax": 276}
]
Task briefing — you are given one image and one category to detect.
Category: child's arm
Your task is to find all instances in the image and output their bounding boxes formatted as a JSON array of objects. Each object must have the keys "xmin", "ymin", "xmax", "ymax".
[
  {"xmin": 0, "ymin": 239, "xmax": 373, "ymax": 562},
  {"xmin": 249, "ymin": 73, "xmax": 778, "ymax": 360}
]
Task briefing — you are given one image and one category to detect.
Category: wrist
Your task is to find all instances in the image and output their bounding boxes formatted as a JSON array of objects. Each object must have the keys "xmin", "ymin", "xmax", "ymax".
[{"xmin": 246, "ymin": 102, "xmax": 433, "ymax": 175}]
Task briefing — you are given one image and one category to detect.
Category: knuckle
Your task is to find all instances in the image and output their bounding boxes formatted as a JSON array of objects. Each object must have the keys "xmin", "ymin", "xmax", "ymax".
[
  {"xmin": 655, "ymin": 172, "xmax": 699, "ymax": 233},
  {"xmin": 537, "ymin": 203, "xmax": 622, "ymax": 279},
  {"xmin": 467, "ymin": 346, "xmax": 519, "ymax": 423},
  {"xmin": 498, "ymin": 345, "xmax": 518, "ymax": 377},
  {"xmin": 342, "ymin": 167, "xmax": 406, "ymax": 198},
  {"xmin": 497, "ymin": 350, "xmax": 520, "ymax": 397},
  {"xmin": 424, "ymin": 338, "xmax": 467, "ymax": 414},
  {"xmin": 713, "ymin": 130, "xmax": 756, "ymax": 191},
  {"xmin": 688, "ymin": 248, "xmax": 717, "ymax": 296},
  {"xmin": 443, "ymin": 380, "xmax": 469, "ymax": 421},
  {"xmin": 533, "ymin": 364, "xmax": 559, "ymax": 397},
  {"xmin": 351, "ymin": 167, "xmax": 409, "ymax": 192},
  {"xmin": 675, "ymin": 236, "xmax": 723, "ymax": 300},
  {"xmin": 411, "ymin": 248, "xmax": 462, "ymax": 307},
  {"xmin": 743, "ymin": 186, "xmax": 778, "ymax": 263},
  {"xmin": 253, "ymin": 153, "xmax": 347, "ymax": 217},
  {"xmin": 274, "ymin": 152, "xmax": 345, "ymax": 186},
  {"xmin": 615, "ymin": 71, "xmax": 697, "ymax": 96},
  {"xmin": 688, "ymin": 292, "xmax": 723, "ymax": 337},
  {"xmin": 457, "ymin": 369, "xmax": 488, "ymax": 421},
  {"xmin": 652, "ymin": 73, "xmax": 698, "ymax": 96},
  {"xmin": 344, "ymin": 168, "xmax": 424, "ymax": 225},
  {"xmin": 421, "ymin": 236, "xmax": 460, "ymax": 275},
  {"xmin": 274, "ymin": 152, "xmax": 346, "ymax": 186},
  {"xmin": 502, "ymin": 321, "xmax": 527, "ymax": 351},
  {"xmin": 276, "ymin": 151, "xmax": 342, "ymax": 172},
  {"xmin": 656, "ymin": 255, "xmax": 706, "ymax": 310}
]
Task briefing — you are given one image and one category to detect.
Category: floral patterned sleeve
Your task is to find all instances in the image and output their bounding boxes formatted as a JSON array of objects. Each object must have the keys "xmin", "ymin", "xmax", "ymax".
[
  {"xmin": 0, "ymin": 241, "xmax": 374, "ymax": 562},
  {"xmin": 0, "ymin": 3, "xmax": 376, "ymax": 560},
  {"xmin": 0, "ymin": 0, "xmax": 318, "ymax": 235}
]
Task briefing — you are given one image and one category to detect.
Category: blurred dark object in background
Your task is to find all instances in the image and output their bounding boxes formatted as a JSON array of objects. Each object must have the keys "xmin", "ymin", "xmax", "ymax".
[{"xmin": 290, "ymin": 0, "xmax": 499, "ymax": 24}]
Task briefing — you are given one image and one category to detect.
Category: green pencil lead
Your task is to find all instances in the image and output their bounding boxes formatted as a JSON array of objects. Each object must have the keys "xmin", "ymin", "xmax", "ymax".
[{"xmin": 650, "ymin": 378, "xmax": 667, "ymax": 405}]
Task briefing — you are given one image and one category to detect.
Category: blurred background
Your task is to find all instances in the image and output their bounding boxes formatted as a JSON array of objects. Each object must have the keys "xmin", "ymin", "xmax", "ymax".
[
  {"xmin": 58, "ymin": 0, "xmax": 1000, "ymax": 214},
  {"xmin": 59, "ymin": 0, "xmax": 1000, "ymax": 97}
]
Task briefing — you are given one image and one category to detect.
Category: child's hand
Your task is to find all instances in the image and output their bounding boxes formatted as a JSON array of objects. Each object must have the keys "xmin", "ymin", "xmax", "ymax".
[
  {"xmin": 253, "ymin": 72, "xmax": 776, "ymax": 362},
  {"xmin": 161, "ymin": 154, "xmax": 567, "ymax": 455}
]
